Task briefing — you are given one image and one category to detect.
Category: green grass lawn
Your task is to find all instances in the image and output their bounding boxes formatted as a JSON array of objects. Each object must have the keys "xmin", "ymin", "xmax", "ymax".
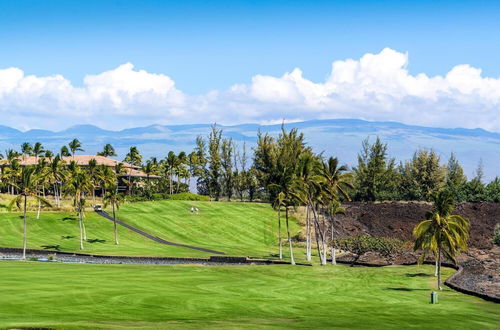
[
  {"xmin": 115, "ymin": 200, "xmax": 300, "ymax": 258},
  {"xmin": 0, "ymin": 262, "xmax": 498, "ymax": 329},
  {"xmin": 0, "ymin": 200, "xmax": 301, "ymax": 259}
]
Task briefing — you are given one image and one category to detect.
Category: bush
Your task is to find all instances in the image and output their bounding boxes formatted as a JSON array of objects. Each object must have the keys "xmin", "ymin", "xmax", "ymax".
[
  {"xmin": 124, "ymin": 192, "xmax": 210, "ymax": 203},
  {"xmin": 494, "ymin": 224, "xmax": 500, "ymax": 246},
  {"xmin": 332, "ymin": 235, "xmax": 406, "ymax": 257},
  {"xmin": 166, "ymin": 193, "xmax": 210, "ymax": 201}
]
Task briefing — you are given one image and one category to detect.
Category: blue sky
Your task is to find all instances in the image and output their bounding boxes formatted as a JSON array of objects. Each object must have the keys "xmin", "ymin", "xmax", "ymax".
[
  {"xmin": 2, "ymin": 0, "xmax": 499, "ymax": 93},
  {"xmin": 1, "ymin": 0, "xmax": 500, "ymax": 131}
]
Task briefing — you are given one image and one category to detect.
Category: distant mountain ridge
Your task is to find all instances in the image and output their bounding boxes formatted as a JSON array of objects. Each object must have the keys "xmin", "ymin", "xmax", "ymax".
[{"xmin": 1, "ymin": 119, "xmax": 499, "ymax": 180}]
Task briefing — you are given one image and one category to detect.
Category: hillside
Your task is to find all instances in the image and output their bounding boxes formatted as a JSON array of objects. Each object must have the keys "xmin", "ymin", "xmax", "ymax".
[
  {"xmin": 1, "ymin": 119, "xmax": 499, "ymax": 180},
  {"xmin": 0, "ymin": 200, "xmax": 299, "ymax": 259}
]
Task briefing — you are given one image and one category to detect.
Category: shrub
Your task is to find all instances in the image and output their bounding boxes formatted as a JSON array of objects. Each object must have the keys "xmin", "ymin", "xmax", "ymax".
[
  {"xmin": 332, "ymin": 235, "xmax": 405, "ymax": 257},
  {"xmin": 166, "ymin": 193, "xmax": 210, "ymax": 201},
  {"xmin": 124, "ymin": 192, "xmax": 210, "ymax": 203},
  {"xmin": 494, "ymin": 224, "xmax": 500, "ymax": 246}
]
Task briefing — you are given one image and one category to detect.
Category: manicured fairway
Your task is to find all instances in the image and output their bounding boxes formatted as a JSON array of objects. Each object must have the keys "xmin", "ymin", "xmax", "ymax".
[
  {"xmin": 115, "ymin": 200, "xmax": 300, "ymax": 258},
  {"xmin": 0, "ymin": 200, "xmax": 300, "ymax": 258},
  {"xmin": 0, "ymin": 262, "xmax": 498, "ymax": 329},
  {"xmin": 0, "ymin": 211, "xmax": 212, "ymax": 257}
]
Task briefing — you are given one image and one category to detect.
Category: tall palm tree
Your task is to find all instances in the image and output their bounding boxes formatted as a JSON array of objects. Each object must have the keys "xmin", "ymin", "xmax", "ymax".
[
  {"xmin": 271, "ymin": 191, "xmax": 285, "ymax": 260},
  {"xmin": 34, "ymin": 158, "xmax": 49, "ymax": 219},
  {"xmin": 48, "ymin": 155, "xmax": 65, "ymax": 207},
  {"xmin": 68, "ymin": 139, "xmax": 84, "ymax": 158},
  {"xmin": 32, "ymin": 142, "xmax": 45, "ymax": 161},
  {"xmin": 165, "ymin": 151, "xmax": 178, "ymax": 194},
  {"xmin": 8, "ymin": 166, "xmax": 51, "ymax": 259},
  {"xmin": 319, "ymin": 157, "xmax": 353, "ymax": 264},
  {"xmin": 269, "ymin": 165, "xmax": 297, "ymax": 265},
  {"xmin": 295, "ymin": 153, "xmax": 322, "ymax": 261},
  {"xmin": 65, "ymin": 163, "xmax": 92, "ymax": 249},
  {"xmin": 97, "ymin": 144, "xmax": 117, "ymax": 157},
  {"xmin": 21, "ymin": 142, "xmax": 33, "ymax": 159},
  {"xmin": 123, "ymin": 146, "xmax": 142, "ymax": 195},
  {"xmin": 87, "ymin": 159, "xmax": 98, "ymax": 205},
  {"xmin": 103, "ymin": 184, "xmax": 123, "ymax": 245},
  {"xmin": 413, "ymin": 190, "xmax": 470, "ymax": 290}
]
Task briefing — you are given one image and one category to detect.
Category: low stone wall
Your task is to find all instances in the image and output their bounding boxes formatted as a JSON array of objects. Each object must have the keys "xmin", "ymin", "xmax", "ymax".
[{"xmin": 0, "ymin": 247, "xmax": 296, "ymax": 266}]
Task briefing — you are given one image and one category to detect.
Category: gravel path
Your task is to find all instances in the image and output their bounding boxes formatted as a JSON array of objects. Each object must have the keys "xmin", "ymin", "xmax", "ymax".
[{"xmin": 95, "ymin": 210, "xmax": 225, "ymax": 255}]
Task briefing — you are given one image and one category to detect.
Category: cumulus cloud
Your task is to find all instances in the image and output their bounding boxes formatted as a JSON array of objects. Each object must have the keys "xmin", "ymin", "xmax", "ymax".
[{"xmin": 1, "ymin": 48, "xmax": 500, "ymax": 131}]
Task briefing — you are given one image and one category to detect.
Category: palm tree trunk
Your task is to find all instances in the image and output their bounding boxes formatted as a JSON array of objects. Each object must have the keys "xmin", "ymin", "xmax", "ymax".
[
  {"xmin": 22, "ymin": 196, "xmax": 27, "ymax": 259},
  {"xmin": 434, "ymin": 257, "xmax": 438, "ymax": 277},
  {"xmin": 306, "ymin": 204, "xmax": 311, "ymax": 261},
  {"xmin": 437, "ymin": 244, "xmax": 442, "ymax": 290},
  {"xmin": 79, "ymin": 210, "xmax": 84, "ymax": 250},
  {"xmin": 311, "ymin": 206, "xmax": 325, "ymax": 264},
  {"xmin": 113, "ymin": 203, "xmax": 119, "ymax": 245},
  {"xmin": 36, "ymin": 197, "xmax": 41, "ymax": 219},
  {"xmin": 331, "ymin": 216, "xmax": 336, "ymax": 265},
  {"xmin": 285, "ymin": 206, "xmax": 295, "ymax": 265},
  {"xmin": 278, "ymin": 208, "xmax": 282, "ymax": 260}
]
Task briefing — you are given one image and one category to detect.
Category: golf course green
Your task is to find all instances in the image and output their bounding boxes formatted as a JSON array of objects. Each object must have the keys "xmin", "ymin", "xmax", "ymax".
[
  {"xmin": 0, "ymin": 199, "xmax": 498, "ymax": 328},
  {"xmin": 0, "ymin": 262, "xmax": 498, "ymax": 329}
]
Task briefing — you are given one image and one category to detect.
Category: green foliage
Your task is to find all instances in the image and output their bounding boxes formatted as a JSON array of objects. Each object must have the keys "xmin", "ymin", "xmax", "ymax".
[
  {"xmin": 332, "ymin": 235, "xmax": 405, "ymax": 257},
  {"xmin": 165, "ymin": 192, "xmax": 210, "ymax": 201},
  {"xmin": 353, "ymin": 137, "xmax": 398, "ymax": 201},
  {"xmin": 398, "ymin": 150, "xmax": 446, "ymax": 201},
  {"xmin": 493, "ymin": 223, "xmax": 500, "ymax": 246}
]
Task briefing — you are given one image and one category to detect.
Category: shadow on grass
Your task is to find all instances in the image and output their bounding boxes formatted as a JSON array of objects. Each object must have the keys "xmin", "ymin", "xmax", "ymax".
[
  {"xmin": 87, "ymin": 238, "xmax": 106, "ymax": 244},
  {"xmin": 41, "ymin": 245, "xmax": 61, "ymax": 251},
  {"xmin": 405, "ymin": 273, "xmax": 432, "ymax": 278},
  {"xmin": 62, "ymin": 217, "xmax": 77, "ymax": 221},
  {"xmin": 61, "ymin": 235, "xmax": 75, "ymax": 240},
  {"xmin": 385, "ymin": 287, "xmax": 428, "ymax": 292}
]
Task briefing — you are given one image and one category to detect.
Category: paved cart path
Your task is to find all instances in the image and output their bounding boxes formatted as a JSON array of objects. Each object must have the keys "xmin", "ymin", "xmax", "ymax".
[{"xmin": 95, "ymin": 210, "xmax": 225, "ymax": 255}]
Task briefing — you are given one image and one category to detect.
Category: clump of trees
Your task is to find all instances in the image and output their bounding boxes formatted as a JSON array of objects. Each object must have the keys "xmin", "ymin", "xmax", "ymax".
[{"xmin": 351, "ymin": 138, "xmax": 500, "ymax": 203}]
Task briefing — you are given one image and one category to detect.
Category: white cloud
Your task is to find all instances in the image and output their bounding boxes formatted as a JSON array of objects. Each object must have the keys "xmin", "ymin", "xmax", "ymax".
[{"xmin": 1, "ymin": 48, "xmax": 500, "ymax": 131}]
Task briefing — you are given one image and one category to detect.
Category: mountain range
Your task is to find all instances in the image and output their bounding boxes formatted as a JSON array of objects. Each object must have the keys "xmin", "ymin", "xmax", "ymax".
[{"xmin": 1, "ymin": 119, "xmax": 499, "ymax": 181}]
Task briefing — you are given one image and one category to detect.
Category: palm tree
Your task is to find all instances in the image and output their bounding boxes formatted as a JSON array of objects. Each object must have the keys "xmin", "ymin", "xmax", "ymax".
[
  {"xmin": 35, "ymin": 158, "xmax": 49, "ymax": 219},
  {"xmin": 103, "ymin": 184, "xmax": 123, "ymax": 245},
  {"xmin": 8, "ymin": 166, "xmax": 51, "ymax": 259},
  {"xmin": 325, "ymin": 200, "xmax": 346, "ymax": 265},
  {"xmin": 123, "ymin": 146, "xmax": 142, "ymax": 195},
  {"xmin": 65, "ymin": 162, "xmax": 92, "ymax": 249},
  {"xmin": 271, "ymin": 191, "xmax": 285, "ymax": 260},
  {"xmin": 87, "ymin": 159, "xmax": 98, "ymax": 205},
  {"xmin": 21, "ymin": 142, "xmax": 33, "ymax": 159},
  {"xmin": 319, "ymin": 157, "xmax": 353, "ymax": 264},
  {"xmin": 269, "ymin": 165, "xmax": 297, "ymax": 265},
  {"xmin": 60, "ymin": 146, "xmax": 71, "ymax": 157},
  {"xmin": 413, "ymin": 190, "xmax": 470, "ymax": 290},
  {"xmin": 44, "ymin": 150, "xmax": 54, "ymax": 160},
  {"xmin": 48, "ymin": 155, "xmax": 65, "ymax": 207},
  {"xmin": 165, "ymin": 151, "xmax": 178, "ymax": 194},
  {"xmin": 143, "ymin": 159, "xmax": 158, "ymax": 195},
  {"xmin": 32, "ymin": 142, "xmax": 45, "ymax": 161},
  {"xmin": 97, "ymin": 144, "xmax": 117, "ymax": 157},
  {"xmin": 68, "ymin": 139, "xmax": 84, "ymax": 158}
]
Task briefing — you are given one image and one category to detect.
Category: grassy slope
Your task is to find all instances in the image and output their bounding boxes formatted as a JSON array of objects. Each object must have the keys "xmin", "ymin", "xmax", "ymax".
[
  {"xmin": 0, "ymin": 211, "xmax": 212, "ymax": 257},
  {"xmin": 0, "ymin": 200, "xmax": 300, "ymax": 258},
  {"xmin": 0, "ymin": 262, "xmax": 498, "ymax": 329},
  {"xmin": 115, "ymin": 200, "xmax": 300, "ymax": 258}
]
